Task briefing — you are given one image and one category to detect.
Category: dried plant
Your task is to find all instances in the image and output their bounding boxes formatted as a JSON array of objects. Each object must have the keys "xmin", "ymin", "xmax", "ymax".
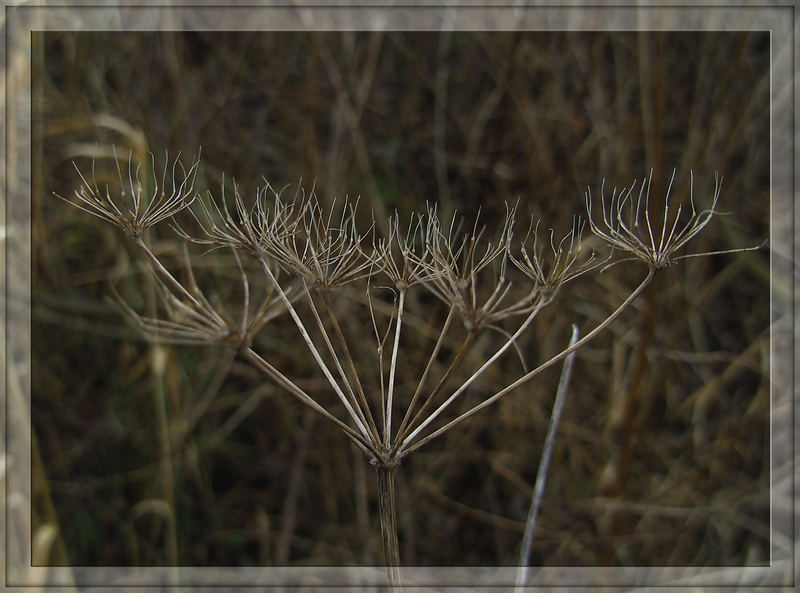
[
  {"xmin": 509, "ymin": 216, "xmax": 599, "ymax": 290},
  {"xmin": 371, "ymin": 210, "xmax": 431, "ymax": 290},
  {"xmin": 55, "ymin": 149, "xmax": 200, "ymax": 237},
  {"xmin": 58, "ymin": 152, "xmax": 751, "ymax": 590},
  {"xmin": 414, "ymin": 204, "xmax": 526, "ymax": 330},
  {"xmin": 586, "ymin": 169, "xmax": 722, "ymax": 269},
  {"xmin": 262, "ymin": 194, "xmax": 374, "ymax": 292},
  {"xmin": 117, "ymin": 245, "xmax": 288, "ymax": 348}
]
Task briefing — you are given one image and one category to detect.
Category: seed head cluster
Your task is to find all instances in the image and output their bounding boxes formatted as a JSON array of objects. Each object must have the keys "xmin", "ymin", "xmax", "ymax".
[
  {"xmin": 585, "ymin": 169, "xmax": 722, "ymax": 270},
  {"xmin": 56, "ymin": 149, "xmax": 200, "ymax": 237},
  {"xmin": 57, "ymin": 151, "xmax": 730, "ymax": 463}
]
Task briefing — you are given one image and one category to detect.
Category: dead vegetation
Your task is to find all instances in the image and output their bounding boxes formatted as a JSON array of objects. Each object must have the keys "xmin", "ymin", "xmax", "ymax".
[{"xmin": 33, "ymin": 30, "xmax": 769, "ymax": 570}]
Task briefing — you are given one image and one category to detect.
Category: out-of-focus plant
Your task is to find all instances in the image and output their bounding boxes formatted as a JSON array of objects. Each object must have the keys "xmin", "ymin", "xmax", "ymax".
[{"xmin": 56, "ymin": 152, "xmax": 756, "ymax": 590}]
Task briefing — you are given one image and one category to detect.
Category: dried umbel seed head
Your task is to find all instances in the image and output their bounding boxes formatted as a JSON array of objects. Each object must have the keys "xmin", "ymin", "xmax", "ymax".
[
  {"xmin": 179, "ymin": 180, "xmax": 311, "ymax": 262},
  {"xmin": 116, "ymin": 276, "xmax": 236, "ymax": 347},
  {"xmin": 585, "ymin": 169, "xmax": 721, "ymax": 270},
  {"xmin": 55, "ymin": 149, "xmax": 200, "ymax": 237},
  {"xmin": 259, "ymin": 193, "xmax": 374, "ymax": 292},
  {"xmin": 370, "ymin": 211, "xmax": 431, "ymax": 291},
  {"xmin": 180, "ymin": 180, "xmax": 374, "ymax": 294},
  {"xmin": 422, "ymin": 204, "xmax": 515, "ymax": 283},
  {"xmin": 176, "ymin": 178, "xmax": 261, "ymax": 257},
  {"xmin": 509, "ymin": 216, "xmax": 598, "ymax": 296},
  {"xmin": 117, "ymin": 244, "xmax": 289, "ymax": 348},
  {"xmin": 413, "ymin": 204, "xmax": 518, "ymax": 324}
]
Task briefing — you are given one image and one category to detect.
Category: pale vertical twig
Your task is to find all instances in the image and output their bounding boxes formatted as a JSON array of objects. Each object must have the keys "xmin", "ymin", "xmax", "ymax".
[{"xmin": 515, "ymin": 324, "xmax": 580, "ymax": 591}]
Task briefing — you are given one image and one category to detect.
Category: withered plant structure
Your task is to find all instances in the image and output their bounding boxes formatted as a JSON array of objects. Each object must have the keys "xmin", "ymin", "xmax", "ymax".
[{"xmin": 57, "ymin": 152, "xmax": 739, "ymax": 589}]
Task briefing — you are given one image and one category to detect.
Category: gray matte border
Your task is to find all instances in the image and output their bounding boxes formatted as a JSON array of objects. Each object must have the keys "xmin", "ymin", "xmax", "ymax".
[{"xmin": 4, "ymin": 2, "xmax": 795, "ymax": 591}]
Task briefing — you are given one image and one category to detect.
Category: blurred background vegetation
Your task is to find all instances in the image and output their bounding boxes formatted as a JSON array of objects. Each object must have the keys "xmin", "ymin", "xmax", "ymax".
[{"xmin": 32, "ymin": 30, "xmax": 769, "ymax": 568}]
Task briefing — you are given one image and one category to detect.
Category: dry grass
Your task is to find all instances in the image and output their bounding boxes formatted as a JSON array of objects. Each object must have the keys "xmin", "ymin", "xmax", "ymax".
[{"xmin": 33, "ymin": 30, "xmax": 769, "ymax": 570}]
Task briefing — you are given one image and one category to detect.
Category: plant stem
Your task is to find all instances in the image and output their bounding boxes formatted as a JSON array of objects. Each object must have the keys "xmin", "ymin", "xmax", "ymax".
[
  {"xmin": 134, "ymin": 237, "xmax": 218, "ymax": 326},
  {"xmin": 301, "ymin": 281, "xmax": 373, "ymax": 439},
  {"xmin": 401, "ymin": 269, "xmax": 655, "ymax": 456},
  {"xmin": 240, "ymin": 347, "xmax": 373, "ymax": 456},
  {"xmin": 375, "ymin": 465, "xmax": 402, "ymax": 591},
  {"xmin": 320, "ymin": 295, "xmax": 381, "ymax": 441},
  {"xmin": 399, "ymin": 295, "xmax": 546, "ymax": 451},
  {"xmin": 385, "ymin": 289, "xmax": 406, "ymax": 444},
  {"xmin": 515, "ymin": 324, "xmax": 580, "ymax": 591},
  {"xmin": 394, "ymin": 328, "xmax": 476, "ymax": 449},
  {"xmin": 395, "ymin": 305, "xmax": 456, "ymax": 442},
  {"xmin": 256, "ymin": 253, "xmax": 371, "ymax": 439}
]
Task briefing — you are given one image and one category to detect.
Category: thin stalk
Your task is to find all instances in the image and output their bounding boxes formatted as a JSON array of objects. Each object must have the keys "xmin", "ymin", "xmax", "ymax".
[
  {"xmin": 401, "ymin": 269, "xmax": 655, "ymax": 456},
  {"xmin": 133, "ymin": 220, "xmax": 180, "ymax": 581},
  {"xmin": 320, "ymin": 296, "xmax": 381, "ymax": 444},
  {"xmin": 150, "ymin": 347, "xmax": 179, "ymax": 570},
  {"xmin": 301, "ymin": 281, "xmax": 374, "ymax": 441},
  {"xmin": 515, "ymin": 325, "xmax": 580, "ymax": 591},
  {"xmin": 180, "ymin": 242, "xmax": 227, "ymax": 327},
  {"xmin": 240, "ymin": 347, "xmax": 374, "ymax": 457},
  {"xmin": 256, "ymin": 253, "xmax": 371, "ymax": 440},
  {"xmin": 395, "ymin": 305, "xmax": 456, "ymax": 441},
  {"xmin": 134, "ymin": 237, "xmax": 219, "ymax": 325},
  {"xmin": 139, "ymin": 228, "xmax": 180, "ymax": 574},
  {"xmin": 394, "ymin": 328, "xmax": 476, "ymax": 448},
  {"xmin": 375, "ymin": 465, "xmax": 402, "ymax": 591},
  {"xmin": 366, "ymin": 281, "xmax": 392, "ymax": 437},
  {"xmin": 384, "ymin": 289, "xmax": 406, "ymax": 444},
  {"xmin": 232, "ymin": 247, "xmax": 250, "ymax": 332},
  {"xmin": 399, "ymin": 295, "xmax": 547, "ymax": 452}
]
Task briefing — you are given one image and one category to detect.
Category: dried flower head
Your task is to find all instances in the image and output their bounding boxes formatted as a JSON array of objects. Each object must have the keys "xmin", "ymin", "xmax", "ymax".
[
  {"xmin": 118, "ymin": 245, "xmax": 288, "ymax": 348},
  {"xmin": 585, "ymin": 170, "xmax": 721, "ymax": 270},
  {"xmin": 370, "ymin": 211, "xmax": 431, "ymax": 291},
  {"xmin": 176, "ymin": 179, "xmax": 256, "ymax": 256},
  {"xmin": 56, "ymin": 149, "xmax": 200, "ymax": 237},
  {"xmin": 509, "ymin": 216, "xmax": 598, "ymax": 295},
  {"xmin": 117, "ymin": 279, "xmax": 233, "ymax": 346},
  {"xmin": 414, "ymin": 205, "xmax": 520, "ymax": 328},
  {"xmin": 261, "ymin": 192, "xmax": 373, "ymax": 292}
]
